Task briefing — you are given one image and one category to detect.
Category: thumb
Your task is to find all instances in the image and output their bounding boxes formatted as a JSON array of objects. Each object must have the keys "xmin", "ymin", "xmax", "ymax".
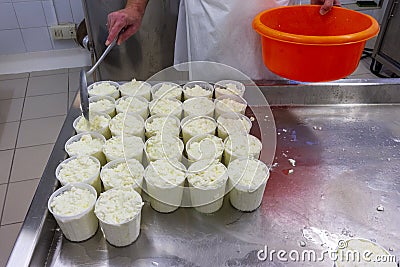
[
  {"xmin": 106, "ymin": 22, "xmax": 123, "ymax": 45},
  {"xmin": 320, "ymin": 0, "xmax": 333, "ymax": 15}
]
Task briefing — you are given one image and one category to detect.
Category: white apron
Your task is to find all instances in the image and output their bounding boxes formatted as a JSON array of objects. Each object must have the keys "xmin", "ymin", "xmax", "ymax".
[{"xmin": 174, "ymin": 0, "xmax": 295, "ymax": 81}]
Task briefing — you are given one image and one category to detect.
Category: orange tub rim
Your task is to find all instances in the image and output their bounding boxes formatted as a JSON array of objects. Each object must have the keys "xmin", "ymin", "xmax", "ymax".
[{"xmin": 252, "ymin": 5, "xmax": 380, "ymax": 45}]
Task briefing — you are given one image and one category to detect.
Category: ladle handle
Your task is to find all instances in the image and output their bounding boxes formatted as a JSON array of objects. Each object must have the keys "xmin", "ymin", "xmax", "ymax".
[
  {"xmin": 87, "ymin": 35, "xmax": 118, "ymax": 76},
  {"xmin": 79, "ymin": 69, "xmax": 90, "ymax": 121}
]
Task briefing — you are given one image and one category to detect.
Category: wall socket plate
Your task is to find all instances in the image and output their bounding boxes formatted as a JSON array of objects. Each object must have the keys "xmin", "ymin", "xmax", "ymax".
[{"xmin": 50, "ymin": 24, "xmax": 77, "ymax": 40}]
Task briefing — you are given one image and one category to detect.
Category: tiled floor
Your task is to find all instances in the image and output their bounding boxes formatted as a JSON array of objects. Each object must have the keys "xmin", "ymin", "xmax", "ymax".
[
  {"xmin": 0, "ymin": 59, "xmax": 377, "ymax": 267},
  {"xmin": 0, "ymin": 67, "xmax": 80, "ymax": 267}
]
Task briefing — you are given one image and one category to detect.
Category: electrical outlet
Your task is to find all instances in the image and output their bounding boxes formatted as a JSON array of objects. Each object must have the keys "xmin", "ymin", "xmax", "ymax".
[{"xmin": 50, "ymin": 24, "xmax": 77, "ymax": 40}]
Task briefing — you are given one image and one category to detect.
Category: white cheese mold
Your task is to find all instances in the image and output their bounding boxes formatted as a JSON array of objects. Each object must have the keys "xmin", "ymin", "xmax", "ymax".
[
  {"xmin": 109, "ymin": 112, "xmax": 145, "ymax": 140},
  {"xmin": 88, "ymin": 95, "xmax": 116, "ymax": 118},
  {"xmin": 187, "ymin": 160, "xmax": 228, "ymax": 214},
  {"xmin": 94, "ymin": 187, "xmax": 144, "ymax": 247},
  {"xmin": 182, "ymin": 81, "xmax": 213, "ymax": 100},
  {"xmin": 149, "ymin": 97, "xmax": 182, "ymax": 119},
  {"xmin": 217, "ymin": 112, "xmax": 252, "ymax": 140},
  {"xmin": 102, "ymin": 135, "xmax": 144, "ymax": 163},
  {"xmin": 87, "ymin": 81, "xmax": 120, "ymax": 99},
  {"xmin": 214, "ymin": 94, "xmax": 247, "ymax": 119},
  {"xmin": 223, "ymin": 134, "xmax": 262, "ymax": 166},
  {"xmin": 144, "ymin": 115, "xmax": 181, "ymax": 139},
  {"xmin": 182, "ymin": 97, "xmax": 215, "ymax": 118},
  {"xmin": 48, "ymin": 183, "xmax": 98, "ymax": 242},
  {"xmin": 214, "ymin": 80, "xmax": 245, "ymax": 99},
  {"xmin": 115, "ymin": 96, "xmax": 149, "ymax": 120},
  {"xmin": 100, "ymin": 158, "xmax": 144, "ymax": 194},
  {"xmin": 151, "ymin": 82, "xmax": 182, "ymax": 101},
  {"xmin": 186, "ymin": 134, "xmax": 224, "ymax": 165},
  {"xmin": 181, "ymin": 115, "xmax": 217, "ymax": 144},
  {"xmin": 227, "ymin": 158, "xmax": 270, "ymax": 211},
  {"xmin": 119, "ymin": 79, "xmax": 151, "ymax": 101},
  {"xmin": 55, "ymin": 156, "xmax": 101, "ymax": 195},
  {"xmin": 144, "ymin": 135, "xmax": 184, "ymax": 163},
  {"xmin": 73, "ymin": 112, "xmax": 111, "ymax": 139},
  {"xmin": 144, "ymin": 159, "xmax": 187, "ymax": 213},
  {"xmin": 65, "ymin": 132, "xmax": 107, "ymax": 166}
]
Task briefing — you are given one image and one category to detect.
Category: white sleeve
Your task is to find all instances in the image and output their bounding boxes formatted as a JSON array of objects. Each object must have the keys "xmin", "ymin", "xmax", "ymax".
[{"xmin": 173, "ymin": 0, "xmax": 188, "ymax": 65}]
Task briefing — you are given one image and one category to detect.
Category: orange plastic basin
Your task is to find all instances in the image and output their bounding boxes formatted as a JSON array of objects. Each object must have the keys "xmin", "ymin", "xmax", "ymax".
[{"xmin": 252, "ymin": 5, "xmax": 379, "ymax": 82}]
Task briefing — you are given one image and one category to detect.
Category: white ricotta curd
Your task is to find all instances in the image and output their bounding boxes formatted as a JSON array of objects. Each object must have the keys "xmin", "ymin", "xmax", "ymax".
[
  {"xmin": 100, "ymin": 158, "xmax": 144, "ymax": 193},
  {"xmin": 215, "ymin": 98, "xmax": 247, "ymax": 117},
  {"xmin": 182, "ymin": 97, "xmax": 214, "ymax": 118},
  {"xmin": 95, "ymin": 188, "xmax": 143, "ymax": 246},
  {"xmin": 187, "ymin": 160, "xmax": 228, "ymax": 213},
  {"xmin": 65, "ymin": 133, "xmax": 106, "ymax": 165},
  {"xmin": 149, "ymin": 98, "xmax": 182, "ymax": 119},
  {"xmin": 217, "ymin": 112, "xmax": 252, "ymax": 140},
  {"xmin": 119, "ymin": 79, "xmax": 151, "ymax": 100},
  {"xmin": 115, "ymin": 96, "xmax": 149, "ymax": 119},
  {"xmin": 56, "ymin": 156, "xmax": 101, "ymax": 194},
  {"xmin": 74, "ymin": 113, "xmax": 111, "ymax": 139},
  {"xmin": 103, "ymin": 135, "xmax": 144, "ymax": 163},
  {"xmin": 214, "ymin": 80, "xmax": 245, "ymax": 98},
  {"xmin": 183, "ymin": 82, "xmax": 213, "ymax": 100},
  {"xmin": 227, "ymin": 158, "xmax": 270, "ymax": 211},
  {"xmin": 181, "ymin": 116, "xmax": 216, "ymax": 143},
  {"xmin": 144, "ymin": 159, "xmax": 186, "ymax": 213},
  {"xmin": 109, "ymin": 112, "xmax": 145, "ymax": 139},
  {"xmin": 152, "ymin": 82, "xmax": 182, "ymax": 100},
  {"xmin": 48, "ymin": 183, "xmax": 98, "ymax": 242},
  {"xmin": 186, "ymin": 134, "xmax": 224, "ymax": 162},
  {"xmin": 145, "ymin": 135, "xmax": 184, "ymax": 162},
  {"xmin": 224, "ymin": 134, "xmax": 262, "ymax": 166},
  {"xmin": 88, "ymin": 81, "xmax": 119, "ymax": 99},
  {"xmin": 144, "ymin": 115, "xmax": 180, "ymax": 138},
  {"xmin": 89, "ymin": 96, "xmax": 116, "ymax": 117}
]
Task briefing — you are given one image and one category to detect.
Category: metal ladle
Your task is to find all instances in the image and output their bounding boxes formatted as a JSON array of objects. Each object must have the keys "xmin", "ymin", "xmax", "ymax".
[{"xmin": 79, "ymin": 35, "xmax": 118, "ymax": 121}]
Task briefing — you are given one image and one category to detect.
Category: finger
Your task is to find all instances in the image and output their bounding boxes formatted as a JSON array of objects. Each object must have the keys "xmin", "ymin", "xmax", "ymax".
[
  {"xmin": 106, "ymin": 14, "xmax": 117, "ymax": 45},
  {"xmin": 106, "ymin": 20, "xmax": 125, "ymax": 45},
  {"xmin": 117, "ymin": 26, "xmax": 138, "ymax": 45},
  {"xmin": 320, "ymin": 0, "xmax": 334, "ymax": 15},
  {"xmin": 107, "ymin": 15, "xmax": 112, "ymax": 32}
]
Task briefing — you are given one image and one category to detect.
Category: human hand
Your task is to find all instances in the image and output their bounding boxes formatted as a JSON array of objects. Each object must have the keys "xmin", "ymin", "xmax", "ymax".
[
  {"xmin": 311, "ymin": 0, "xmax": 341, "ymax": 15},
  {"xmin": 106, "ymin": 7, "xmax": 145, "ymax": 46}
]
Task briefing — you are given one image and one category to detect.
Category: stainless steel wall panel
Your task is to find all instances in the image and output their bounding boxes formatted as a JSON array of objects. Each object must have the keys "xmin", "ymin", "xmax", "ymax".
[{"xmin": 82, "ymin": 0, "xmax": 180, "ymax": 81}]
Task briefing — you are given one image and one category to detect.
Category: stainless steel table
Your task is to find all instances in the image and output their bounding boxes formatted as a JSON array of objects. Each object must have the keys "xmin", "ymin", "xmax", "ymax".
[{"xmin": 7, "ymin": 79, "xmax": 400, "ymax": 266}]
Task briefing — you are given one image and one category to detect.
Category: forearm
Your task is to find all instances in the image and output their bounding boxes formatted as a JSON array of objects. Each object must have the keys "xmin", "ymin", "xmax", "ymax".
[{"xmin": 125, "ymin": 0, "xmax": 149, "ymax": 13}]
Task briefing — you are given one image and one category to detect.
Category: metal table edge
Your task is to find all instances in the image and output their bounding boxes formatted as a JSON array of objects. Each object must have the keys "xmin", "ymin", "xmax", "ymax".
[{"xmin": 6, "ymin": 78, "xmax": 400, "ymax": 267}]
